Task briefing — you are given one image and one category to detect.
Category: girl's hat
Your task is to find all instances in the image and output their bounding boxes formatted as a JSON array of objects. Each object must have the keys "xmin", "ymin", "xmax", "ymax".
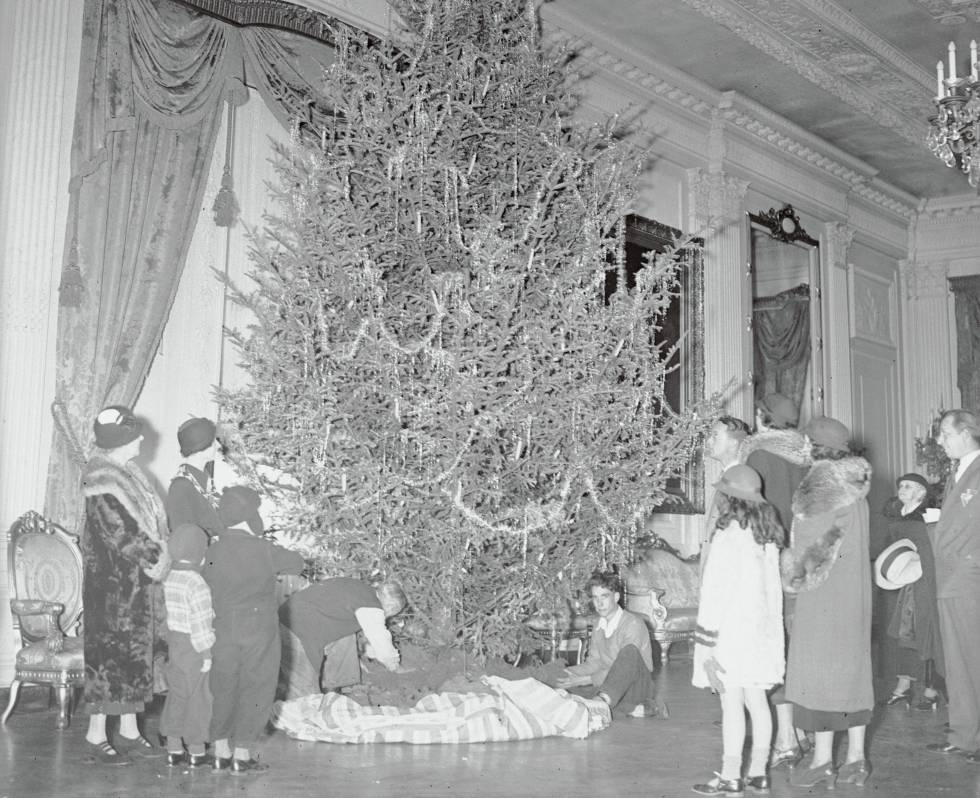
[
  {"xmin": 714, "ymin": 464, "xmax": 765, "ymax": 503},
  {"xmin": 874, "ymin": 538, "xmax": 923, "ymax": 590},
  {"xmin": 178, "ymin": 417, "xmax": 216, "ymax": 457}
]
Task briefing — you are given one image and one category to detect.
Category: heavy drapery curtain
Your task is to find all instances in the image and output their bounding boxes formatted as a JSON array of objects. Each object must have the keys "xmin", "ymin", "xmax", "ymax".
[
  {"xmin": 949, "ymin": 276, "xmax": 980, "ymax": 415},
  {"xmin": 753, "ymin": 284, "xmax": 811, "ymax": 411},
  {"xmin": 46, "ymin": 0, "xmax": 335, "ymax": 531}
]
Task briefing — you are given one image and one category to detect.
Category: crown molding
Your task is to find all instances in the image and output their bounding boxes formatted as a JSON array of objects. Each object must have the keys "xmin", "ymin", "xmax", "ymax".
[{"xmin": 541, "ymin": 8, "xmax": 917, "ymax": 221}]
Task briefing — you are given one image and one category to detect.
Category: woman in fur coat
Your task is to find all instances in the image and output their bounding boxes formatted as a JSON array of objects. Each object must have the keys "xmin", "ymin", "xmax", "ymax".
[
  {"xmin": 81, "ymin": 406, "xmax": 169, "ymax": 765},
  {"xmin": 782, "ymin": 417, "xmax": 874, "ymax": 788}
]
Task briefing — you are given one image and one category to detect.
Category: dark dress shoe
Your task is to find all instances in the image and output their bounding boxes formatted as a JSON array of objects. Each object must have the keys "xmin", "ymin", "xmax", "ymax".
[
  {"xmin": 212, "ymin": 756, "xmax": 233, "ymax": 771},
  {"xmin": 691, "ymin": 775, "xmax": 744, "ymax": 796},
  {"xmin": 744, "ymin": 774, "xmax": 769, "ymax": 793},
  {"xmin": 84, "ymin": 741, "xmax": 132, "ymax": 767},
  {"xmin": 231, "ymin": 757, "xmax": 269, "ymax": 774},
  {"xmin": 926, "ymin": 742, "xmax": 969, "ymax": 755},
  {"xmin": 964, "ymin": 751, "xmax": 980, "ymax": 764},
  {"xmin": 166, "ymin": 752, "xmax": 188, "ymax": 767},
  {"xmin": 187, "ymin": 753, "xmax": 211, "ymax": 768}
]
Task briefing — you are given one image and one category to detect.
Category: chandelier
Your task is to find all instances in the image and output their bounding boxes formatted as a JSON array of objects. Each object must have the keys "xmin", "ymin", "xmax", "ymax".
[{"xmin": 926, "ymin": 40, "xmax": 980, "ymax": 188}]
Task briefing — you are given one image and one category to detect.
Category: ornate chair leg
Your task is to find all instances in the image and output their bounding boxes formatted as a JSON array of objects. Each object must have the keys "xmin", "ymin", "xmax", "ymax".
[
  {"xmin": 55, "ymin": 683, "xmax": 72, "ymax": 729},
  {"xmin": 2, "ymin": 679, "xmax": 22, "ymax": 723},
  {"xmin": 663, "ymin": 641, "xmax": 673, "ymax": 662}
]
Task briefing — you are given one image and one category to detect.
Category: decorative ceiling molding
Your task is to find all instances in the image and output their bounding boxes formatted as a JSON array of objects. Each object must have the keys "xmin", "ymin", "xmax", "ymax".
[
  {"xmin": 675, "ymin": 0, "xmax": 933, "ymax": 147},
  {"xmin": 914, "ymin": 0, "xmax": 980, "ymax": 25},
  {"xmin": 542, "ymin": 19, "xmax": 917, "ymax": 220}
]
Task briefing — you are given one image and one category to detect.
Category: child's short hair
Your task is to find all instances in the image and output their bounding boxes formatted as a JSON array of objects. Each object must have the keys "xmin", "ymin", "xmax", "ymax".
[
  {"xmin": 715, "ymin": 493, "xmax": 785, "ymax": 548},
  {"xmin": 586, "ymin": 570, "xmax": 623, "ymax": 596}
]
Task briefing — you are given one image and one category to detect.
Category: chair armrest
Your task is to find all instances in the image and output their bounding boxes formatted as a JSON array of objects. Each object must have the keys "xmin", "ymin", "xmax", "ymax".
[
  {"xmin": 648, "ymin": 589, "xmax": 669, "ymax": 625},
  {"xmin": 10, "ymin": 599, "xmax": 68, "ymax": 652},
  {"xmin": 624, "ymin": 588, "xmax": 669, "ymax": 630}
]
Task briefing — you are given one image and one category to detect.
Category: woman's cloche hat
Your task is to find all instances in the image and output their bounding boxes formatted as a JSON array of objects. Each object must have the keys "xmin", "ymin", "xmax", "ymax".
[
  {"xmin": 714, "ymin": 464, "xmax": 765, "ymax": 503},
  {"xmin": 874, "ymin": 538, "xmax": 923, "ymax": 590},
  {"xmin": 93, "ymin": 405, "xmax": 143, "ymax": 450}
]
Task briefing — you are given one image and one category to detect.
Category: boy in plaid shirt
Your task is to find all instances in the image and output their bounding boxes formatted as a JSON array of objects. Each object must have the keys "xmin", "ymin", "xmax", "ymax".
[{"xmin": 160, "ymin": 523, "xmax": 215, "ymax": 767}]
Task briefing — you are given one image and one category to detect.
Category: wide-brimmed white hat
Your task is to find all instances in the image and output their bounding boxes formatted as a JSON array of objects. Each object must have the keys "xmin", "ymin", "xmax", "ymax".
[{"xmin": 874, "ymin": 538, "xmax": 922, "ymax": 590}]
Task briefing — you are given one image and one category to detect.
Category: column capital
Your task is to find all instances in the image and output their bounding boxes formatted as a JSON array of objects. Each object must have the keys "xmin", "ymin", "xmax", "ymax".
[
  {"xmin": 823, "ymin": 222, "xmax": 855, "ymax": 270},
  {"xmin": 687, "ymin": 168, "xmax": 749, "ymax": 230},
  {"xmin": 899, "ymin": 259, "xmax": 949, "ymax": 301}
]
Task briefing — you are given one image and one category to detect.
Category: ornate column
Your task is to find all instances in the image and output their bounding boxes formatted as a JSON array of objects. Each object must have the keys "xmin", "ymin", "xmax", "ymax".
[
  {"xmin": 661, "ymin": 167, "xmax": 748, "ymax": 553},
  {"xmin": 900, "ymin": 260, "xmax": 956, "ymax": 444},
  {"xmin": 822, "ymin": 222, "xmax": 855, "ymax": 425},
  {"xmin": 688, "ymin": 168, "xmax": 751, "ymax": 417},
  {"xmin": 0, "ymin": 0, "xmax": 82, "ymax": 685}
]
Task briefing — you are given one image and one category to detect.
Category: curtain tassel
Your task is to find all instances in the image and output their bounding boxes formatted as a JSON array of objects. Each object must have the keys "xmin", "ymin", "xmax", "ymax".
[
  {"xmin": 213, "ymin": 164, "xmax": 239, "ymax": 228},
  {"xmin": 213, "ymin": 99, "xmax": 239, "ymax": 228}
]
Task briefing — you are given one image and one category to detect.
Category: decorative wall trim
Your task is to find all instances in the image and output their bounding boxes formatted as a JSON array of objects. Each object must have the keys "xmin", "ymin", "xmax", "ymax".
[{"xmin": 849, "ymin": 267, "xmax": 898, "ymax": 347}]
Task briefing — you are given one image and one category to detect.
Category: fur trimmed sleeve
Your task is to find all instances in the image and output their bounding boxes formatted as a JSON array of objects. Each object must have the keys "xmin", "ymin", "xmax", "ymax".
[{"xmin": 779, "ymin": 518, "xmax": 843, "ymax": 593}]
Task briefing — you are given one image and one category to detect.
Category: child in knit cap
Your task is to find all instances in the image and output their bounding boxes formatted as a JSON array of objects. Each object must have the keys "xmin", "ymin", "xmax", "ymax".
[{"xmin": 159, "ymin": 523, "xmax": 215, "ymax": 767}]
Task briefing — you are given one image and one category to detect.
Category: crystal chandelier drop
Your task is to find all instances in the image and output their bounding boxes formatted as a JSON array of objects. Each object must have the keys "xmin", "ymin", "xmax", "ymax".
[{"xmin": 926, "ymin": 40, "xmax": 980, "ymax": 188}]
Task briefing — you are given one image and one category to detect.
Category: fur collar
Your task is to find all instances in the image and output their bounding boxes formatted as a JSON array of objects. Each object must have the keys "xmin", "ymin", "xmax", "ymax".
[
  {"xmin": 792, "ymin": 456, "xmax": 872, "ymax": 521},
  {"xmin": 738, "ymin": 429, "xmax": 811, "ymax": 468},
  {"xmin": 83, "ymin": 455, "xmax": 169, "ymax": 578},
  {"xmin": 779, "ymin": 455, "xmax": 872, "ymax": 593}
]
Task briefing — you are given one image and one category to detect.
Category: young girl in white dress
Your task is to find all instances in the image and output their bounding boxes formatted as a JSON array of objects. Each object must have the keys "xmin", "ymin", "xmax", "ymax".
[{"xmin": 691, "ymin": 464, "xmax": 786, "ymax": 797}]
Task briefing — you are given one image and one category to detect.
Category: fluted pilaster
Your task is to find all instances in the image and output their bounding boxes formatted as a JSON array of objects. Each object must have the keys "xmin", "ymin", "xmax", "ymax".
[
  {"xmin": 899, "ymin": 259, "xmax": 956, "ymax": 449},
  {"xmin": 822, "ymin": 222, "xmax": 855, "ymax": 424},
  {"xmin": 0, "ymin": 0, "xmax": 82, "ymax": 685}
]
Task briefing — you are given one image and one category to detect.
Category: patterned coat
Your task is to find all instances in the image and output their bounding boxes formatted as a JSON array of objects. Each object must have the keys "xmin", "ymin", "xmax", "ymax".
[{"xmin": 81, "ymin": 455, "xmax": 168, "ymax": 709}]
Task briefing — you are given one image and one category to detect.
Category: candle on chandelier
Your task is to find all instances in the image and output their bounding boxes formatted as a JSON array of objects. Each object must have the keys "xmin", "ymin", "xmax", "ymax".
[
  {"xmin": 937, "ymin": 60, "xmax": 945, "ymax": 99},
  {"xmin": 972, "ymin": 39, "xmax": 978, "ymax": 81},
  {"xmin": 949, "ymin": 41, "xmax": 957, "ymax": 81}
]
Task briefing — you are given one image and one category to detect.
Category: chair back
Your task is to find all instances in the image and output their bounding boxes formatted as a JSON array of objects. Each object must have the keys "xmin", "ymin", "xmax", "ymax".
[{"xmin": 7, "ymin": 511, "xmax": 83, "ymax": 641}]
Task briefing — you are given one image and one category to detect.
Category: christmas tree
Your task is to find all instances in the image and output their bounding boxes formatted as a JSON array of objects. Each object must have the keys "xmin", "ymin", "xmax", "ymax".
[{"xmin": 220, "ymin": 0, "xmax": 716, "ymax": 658}]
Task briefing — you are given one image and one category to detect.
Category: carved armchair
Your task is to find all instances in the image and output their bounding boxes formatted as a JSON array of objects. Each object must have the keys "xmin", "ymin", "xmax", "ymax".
[
  {"xmin": 2, "ymin": 511, "xmax": 85, "ymax": 728},
  {"xmin": 621, "ymin": 535, "xmax": 700, "ymax": 661}
]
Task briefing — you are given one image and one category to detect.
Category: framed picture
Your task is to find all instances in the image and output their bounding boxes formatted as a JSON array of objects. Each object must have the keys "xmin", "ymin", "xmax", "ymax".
[{"xmin": 616, "ymin": 214, "xmax": 706, "ymax": 515}]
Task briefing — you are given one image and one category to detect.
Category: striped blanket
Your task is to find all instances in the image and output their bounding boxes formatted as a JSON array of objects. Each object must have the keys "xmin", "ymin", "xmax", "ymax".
[{"xmin": 271, "ymin": 676, "xmax": 611, "ymax": 744}]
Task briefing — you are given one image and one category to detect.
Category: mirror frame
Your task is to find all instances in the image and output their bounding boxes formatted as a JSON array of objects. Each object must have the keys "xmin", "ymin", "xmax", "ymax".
[
  {"xmin": 747, "ymin": 205, "xmax": 825, "ymax": 419},
  {"xmin": 623, "ymin": 214, "xmax": 706, "ymax": 515}
]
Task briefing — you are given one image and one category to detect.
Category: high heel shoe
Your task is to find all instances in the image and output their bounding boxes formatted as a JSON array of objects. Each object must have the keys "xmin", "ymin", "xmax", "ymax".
[
  {"xmin": 788, "ymin": 762, "xmax": 836, "ymax": 789},
  {"xmin": 883, "ymin": 690, "xmax": 911, "ymax": 708},
  {"xmin": 837, "ymin": 759, "xmax": 871, "ymax": 786}
]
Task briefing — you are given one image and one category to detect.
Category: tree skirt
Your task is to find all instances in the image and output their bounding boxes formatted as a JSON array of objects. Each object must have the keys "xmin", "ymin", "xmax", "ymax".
[{"xmin": 271, "ymin": 675, "xmax": 610, "ymax": 744}]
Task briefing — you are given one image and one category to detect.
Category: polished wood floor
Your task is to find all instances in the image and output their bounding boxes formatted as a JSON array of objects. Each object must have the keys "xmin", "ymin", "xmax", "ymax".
[{"xmin": 2, "ymin": 658, "xmax": 977, "ymax": 798}]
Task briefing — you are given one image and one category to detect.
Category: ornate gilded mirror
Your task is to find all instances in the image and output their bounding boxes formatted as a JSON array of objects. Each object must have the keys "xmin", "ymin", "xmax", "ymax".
[{"xmin": 747, "ymin": 205, "xmax": 824, "ymax": 422}]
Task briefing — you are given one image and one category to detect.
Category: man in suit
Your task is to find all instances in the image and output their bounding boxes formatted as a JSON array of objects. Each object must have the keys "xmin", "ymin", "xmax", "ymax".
[{"xmin": 927, "ymin": 409, "xmax": 980, "ymax": 760}]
